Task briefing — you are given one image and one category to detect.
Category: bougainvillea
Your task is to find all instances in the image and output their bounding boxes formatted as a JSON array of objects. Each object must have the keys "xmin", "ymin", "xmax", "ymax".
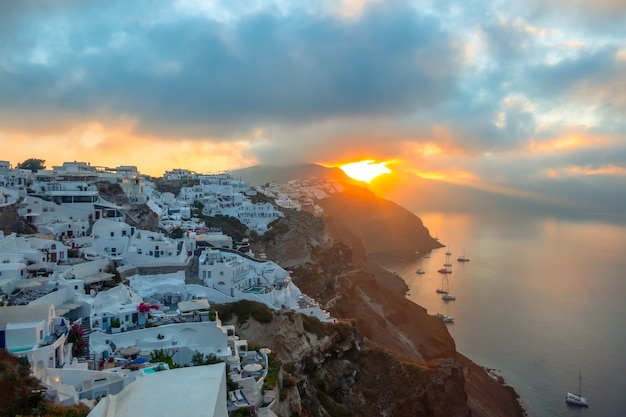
[
  {"xmin": 67, "ymin": 322, "xmax": 86, "ymax": 358},
  {"xmin": 136, "ymin": 302, "xmax": 160, "ymax": 313}
]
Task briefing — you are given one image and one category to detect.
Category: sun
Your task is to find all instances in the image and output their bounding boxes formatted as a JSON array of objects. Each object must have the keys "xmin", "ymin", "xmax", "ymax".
[{"xmin": 339, "ymin": 160, "xmax": 392, "ymax": 183}]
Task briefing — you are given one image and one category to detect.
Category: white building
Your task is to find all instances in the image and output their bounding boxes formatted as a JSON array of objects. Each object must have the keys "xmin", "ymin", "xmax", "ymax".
[
  {"xmin": 198, "ymin": 248, "xmax": 334, "ymax": 322},
  {"xmin": 0, "ymin": 304, "xmax": 71, "ymax": 369},
  {"xmin": 87, "ymin": 364, "xmax": 228, "ymax": 417}
]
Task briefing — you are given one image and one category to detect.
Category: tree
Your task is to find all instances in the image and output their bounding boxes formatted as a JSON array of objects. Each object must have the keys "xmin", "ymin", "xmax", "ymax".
[{"xmin": 16, "ymin": 158, "xmax": 45, "ymax": 172}]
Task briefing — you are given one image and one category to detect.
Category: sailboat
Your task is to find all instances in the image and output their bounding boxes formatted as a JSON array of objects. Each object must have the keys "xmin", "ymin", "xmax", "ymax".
[
  {"xmin": 441, "ymin": 275, "xmax": 456, "ymax": 301},
  {"xmin": 457, "ymin": 248, "xmax": 470, "ymax": 262},
  {"xmin": 443, "ymin": 248, "xmax": 452, "ymax": 267},
  {"xmin": 565, "ymin": 372, "xmax": 589, "ymax": 407},
  {"xmin": 436, "ymin": 274, "xmax": 448, "ymax": 294},
  {"xmin": 416, "ymin": 259, "xmax": 425, "ymax": 275}
]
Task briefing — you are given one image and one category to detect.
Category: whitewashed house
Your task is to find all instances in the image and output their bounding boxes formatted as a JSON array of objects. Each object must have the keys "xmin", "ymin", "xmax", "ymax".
[
  {"xmin": 91, "ymin": 219, "xmax": 133, "ymax": 259},
  {"xmin": 90, "ymin": 284, "xmax": 143, "ymax": 333},
  {"xmin": 198, "ymin": 248, "xmax": 334, "ymax": 322},
  {"xmin": 0, "ymin": 304, "xmax": 71, "ymax": 369}
]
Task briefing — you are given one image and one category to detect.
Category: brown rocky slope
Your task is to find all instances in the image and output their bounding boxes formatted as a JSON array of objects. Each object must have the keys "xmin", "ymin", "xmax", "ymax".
[{"xmin": 247, "ymin": 175, "xmax": 525, "ymax": 417}]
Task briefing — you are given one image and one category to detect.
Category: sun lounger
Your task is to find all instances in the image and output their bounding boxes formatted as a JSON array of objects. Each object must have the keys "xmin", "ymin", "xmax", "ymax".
[{"xmin": 235, "ymin": 390, "xmax": 244, "ymax": 401}]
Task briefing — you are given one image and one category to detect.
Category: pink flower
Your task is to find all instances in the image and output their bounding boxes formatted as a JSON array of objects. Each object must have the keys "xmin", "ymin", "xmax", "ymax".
[{"xmin": 137, "ymin": 302, "xmax": 160, "ymax": 313}]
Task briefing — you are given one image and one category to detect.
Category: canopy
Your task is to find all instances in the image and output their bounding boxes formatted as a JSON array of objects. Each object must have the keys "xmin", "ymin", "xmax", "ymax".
[
  {"xmin": 177, "ymin": 299, "xmax": 210, "ymax": 313},
  {"xmin": 259, "ymin": 348, "xmax": 271, "ymax": 355},
  {"xmin": 82, "ymin": 272, "xmax": 115, "ymax": 285},
  {"xmin": 16, "ymin": 280, "xmax": 42, "ymax": 289},
  {"xmin": 55, "ymin": 308, "xmax": 70, "ymax": 316},
  {"xmin": 58, "ymin": 302, "xmax": 81, "ymax": 311},
  {"xmin": 26, "ymin": 263, "xmax": 53, "ymax": 271}
]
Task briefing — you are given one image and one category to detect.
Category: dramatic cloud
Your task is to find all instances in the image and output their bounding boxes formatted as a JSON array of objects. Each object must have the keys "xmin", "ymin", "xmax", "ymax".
[{"xmin": 1, "ymin": 0, "xmax": 625, "ymax": 215}]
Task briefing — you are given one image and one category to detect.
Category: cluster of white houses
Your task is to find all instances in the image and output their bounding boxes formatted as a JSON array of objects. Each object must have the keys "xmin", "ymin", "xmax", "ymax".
[{"xmin": 0, "ymin": 160, "xmax": 334, "ymax": 417}]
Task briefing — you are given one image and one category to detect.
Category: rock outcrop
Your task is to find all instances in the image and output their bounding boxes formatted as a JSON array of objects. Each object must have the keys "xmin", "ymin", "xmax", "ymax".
[{"xmin": 225, "ymin": 308, "xmax": 470, "ymax": 417}]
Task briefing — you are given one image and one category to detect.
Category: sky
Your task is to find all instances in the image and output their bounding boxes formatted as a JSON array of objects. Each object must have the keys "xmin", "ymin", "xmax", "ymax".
[{"xmin": 1, "ymin": 0, "xmax": 625, "ymax": 218}]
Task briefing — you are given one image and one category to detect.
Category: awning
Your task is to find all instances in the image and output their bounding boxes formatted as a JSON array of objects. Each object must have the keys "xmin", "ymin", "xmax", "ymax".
[
  {"xmin": 55, "ymin": 308, "xmax": 70, "ymax": 316},
  {"xmin": 177, "ymin": 299, "xmax": 210, "ymax": 313},
  {"xmin": 58, "ymin": 302, "xmax": 81, "ymax": 311},
  {"xmin": 26, "ymin": 263, "xmax": 53, "ymax": 271},
  {"xmin": 82, "ymin": 272, "xmax": 115, "ymax": 285},
  {"xmin": 16, "ymin": 280, "xmax": 42, "ymax": 289}
]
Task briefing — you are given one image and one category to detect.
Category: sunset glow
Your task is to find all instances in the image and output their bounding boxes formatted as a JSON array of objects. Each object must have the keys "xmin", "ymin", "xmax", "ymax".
[
  {"xmin": 339, "ymin": 160, "xmax": 392, "ymax": 183},
  {"xmin": 0, "ymin": 0, "xmax": 624, "ymax": 217}
]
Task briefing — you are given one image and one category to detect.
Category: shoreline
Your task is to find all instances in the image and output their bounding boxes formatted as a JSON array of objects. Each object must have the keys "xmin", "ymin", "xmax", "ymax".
[{"xmin": 372, "ymin": 253, "xmax": 527, "ymax": 417}]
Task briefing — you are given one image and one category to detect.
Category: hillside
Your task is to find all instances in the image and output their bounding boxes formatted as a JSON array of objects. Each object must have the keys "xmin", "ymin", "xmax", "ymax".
[{"xmin": 246, "ymin": 166, "xmax": 525, "ymax": 416}]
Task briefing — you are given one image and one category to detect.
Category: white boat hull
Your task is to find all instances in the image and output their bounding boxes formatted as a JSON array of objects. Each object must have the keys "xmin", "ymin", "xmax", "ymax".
[{"xmin": 565, "ymin": 392, "xmax": 588, "ymax": 407}]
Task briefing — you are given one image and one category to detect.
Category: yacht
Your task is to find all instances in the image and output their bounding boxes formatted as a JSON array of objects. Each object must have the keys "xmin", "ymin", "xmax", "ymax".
[
  {"xmin": 435, "ymin": 313, "xmax": 454, "ymax": 323},
  {"xmin": 565, "ymin": 373, "xmax": 589, "ymax": 407}
]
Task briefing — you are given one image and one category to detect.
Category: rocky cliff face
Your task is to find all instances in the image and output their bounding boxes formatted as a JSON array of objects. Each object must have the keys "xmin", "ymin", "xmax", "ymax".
[
  {"xmin": 0, "ymin": 203, "xmax": 36, "ymax": 235},
  {"xmin": 248, "ymin": 176, "xmax": 525, "ymax": 417},
  {"xmin": 227, "ymin": 309, "xmax": 469, "ymax": 417}
]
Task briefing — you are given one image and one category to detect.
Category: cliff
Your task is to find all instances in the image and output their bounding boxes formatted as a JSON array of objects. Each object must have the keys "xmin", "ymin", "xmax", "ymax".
[
  {"xmin": 245, "ymin": 166, "xmax": 525, "ymax": 417},
  {"xmin": 222, "ymin": 306, "xmax": 469, "ymax": 417}
]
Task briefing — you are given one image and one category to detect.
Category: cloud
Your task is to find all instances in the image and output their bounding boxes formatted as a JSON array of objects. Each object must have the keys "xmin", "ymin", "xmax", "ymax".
[
  {"xmin": 1, "ymin": 0, "xmax": 625, "ymax": 217},
  {"xmin": 0, "ymin": 1, "xmax": 461, "ymax": 139}
]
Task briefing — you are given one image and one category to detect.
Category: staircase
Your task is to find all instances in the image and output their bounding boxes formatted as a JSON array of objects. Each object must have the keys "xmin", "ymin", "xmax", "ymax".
[{"xmin": 77, "ymin": 319, "xmax": 96, "ymax": 370}]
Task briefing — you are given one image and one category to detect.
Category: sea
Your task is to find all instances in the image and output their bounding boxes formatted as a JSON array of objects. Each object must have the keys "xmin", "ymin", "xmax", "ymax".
[{"xmin": 379, "ymin": 211, "xmax": 626, "ymax": 417}]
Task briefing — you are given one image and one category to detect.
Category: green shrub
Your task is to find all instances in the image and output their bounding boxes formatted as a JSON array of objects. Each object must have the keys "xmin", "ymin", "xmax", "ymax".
[
  {"xmin": 262, "ymin": 353, "xmax": 281, "ymax": 391},
  {"xmin": 214, "ymin": 300, "xmax": 273, "ymax": 325}
]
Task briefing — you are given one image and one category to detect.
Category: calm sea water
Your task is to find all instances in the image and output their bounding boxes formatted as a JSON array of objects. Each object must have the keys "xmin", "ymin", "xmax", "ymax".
[{"xmin": 382, "ymin": 211, "xmax": 626, "ymax": 417}]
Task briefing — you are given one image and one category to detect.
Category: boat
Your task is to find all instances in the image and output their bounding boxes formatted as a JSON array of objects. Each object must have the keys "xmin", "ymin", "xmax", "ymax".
[
  {"xmin": 565, "ymin": 372, "xmax": 589, "ymax": 407},
  {"xmin": 443, "ymin": 248, "xmax": 453, "ymax": 266},
  {"xmin": 436, "ymin": 274, "xmax": 448, "ymax": 294},
  {"xmin": 441, "ymin": 275, "xmax": 456, "ymax": 301},
  {"xmin": 416, "ymin": 268, "xmax": 425, "ymax": 275},
  {"xmin": 438, "ymin": 268, "xmax": 452, "ymax": 274},
  {"xmin": 457, "ymin": 248, "xmax": 470, "ymax": 262},
  {"xmin": 435, "ymin": 313, "xmax": 454, "ymax": 323}
]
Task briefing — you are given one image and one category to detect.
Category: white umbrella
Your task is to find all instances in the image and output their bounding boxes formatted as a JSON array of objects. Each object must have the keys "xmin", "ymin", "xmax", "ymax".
[
  {"xmin": 259, "ymin": 348, "xmax": 271, "ymax": 355},
  {"xmin": 243, "ymin": 363, "xmax": 263, "ymax": 372},
  {"xmin": 119, "ymin": 346, "xmax": 141, "ymax": 357}
]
